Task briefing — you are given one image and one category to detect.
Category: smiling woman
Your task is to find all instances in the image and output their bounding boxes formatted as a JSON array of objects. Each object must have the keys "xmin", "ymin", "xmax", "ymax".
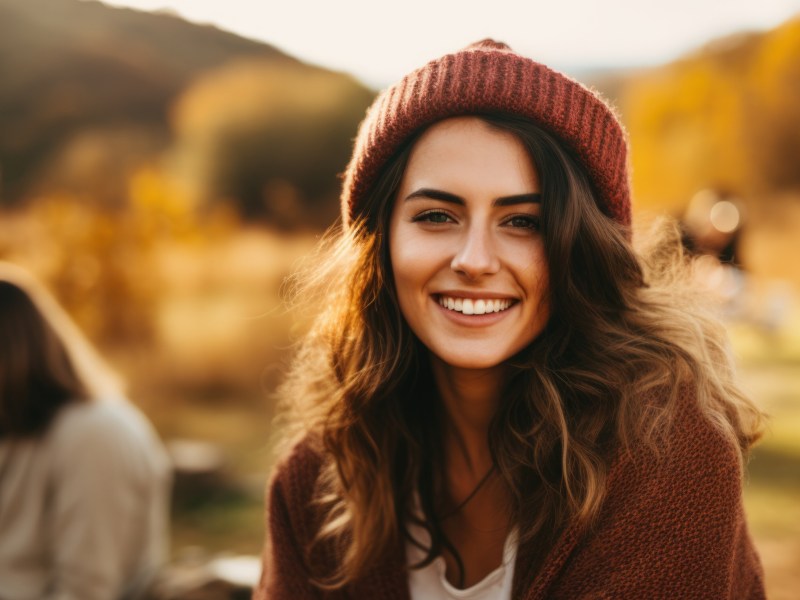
[{"xmin": 255, "ymin": 40, "xmax": 766, "ymax": 599}]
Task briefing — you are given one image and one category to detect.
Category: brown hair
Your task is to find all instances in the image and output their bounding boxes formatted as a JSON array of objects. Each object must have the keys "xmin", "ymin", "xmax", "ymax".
[
  {"xmin": 0, "ymin": 265, "xmax": 121, "ymax": 437},
  {"xmin": 274, "ymin": 114, "xmax": 763, "ymax": 588}
]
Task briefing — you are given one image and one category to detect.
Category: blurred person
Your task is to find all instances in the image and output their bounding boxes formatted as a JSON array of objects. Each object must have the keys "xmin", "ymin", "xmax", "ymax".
[
  {"xmin": 681, "ymin": 188, "xmax": 745, "ymax": 266},
  {"xmin": 681, "ymin": 189, "xmax": 748, "ymax": 316},
  {"xmin": 0, "ymin": 263, "xmax": 171, "ymax": 600},
  {"xmin": 681, "ymin": 189, "xmax": 744, "ymax": 299},
  {"xmin": 256, "ymin": 41, "xmax": 765, "ymax": 599}
]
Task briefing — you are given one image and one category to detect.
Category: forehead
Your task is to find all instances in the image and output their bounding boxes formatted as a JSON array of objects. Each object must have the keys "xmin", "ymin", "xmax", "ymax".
[{"xmin": 401, "ymin": 116, "xmax": 540, "ymax": 194}]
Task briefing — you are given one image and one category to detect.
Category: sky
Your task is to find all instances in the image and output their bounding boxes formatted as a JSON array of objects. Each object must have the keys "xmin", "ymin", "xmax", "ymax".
[{"xmin": 101, "ymin": 0, "xmax": 800, "ymax": 87}]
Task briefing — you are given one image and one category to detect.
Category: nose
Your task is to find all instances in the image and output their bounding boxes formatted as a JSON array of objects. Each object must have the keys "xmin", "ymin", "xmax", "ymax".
[{"xmin": 450, "ymin": 223, "xmax": 501, "ymax": 279}]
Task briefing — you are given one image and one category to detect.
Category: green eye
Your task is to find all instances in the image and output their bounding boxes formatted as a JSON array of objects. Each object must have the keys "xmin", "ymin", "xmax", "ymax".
[
  {"xmin": 412, "ymin": 210, "xmax": 452, "ymax": 224},
  {"xmin": 506, "ymin": 215, "xmax": 541, "ymax": 230}
]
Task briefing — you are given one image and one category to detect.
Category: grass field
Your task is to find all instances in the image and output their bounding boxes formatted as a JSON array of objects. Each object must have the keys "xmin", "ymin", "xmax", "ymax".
[{"xmin": 739, "ymin": 357, "xmax": 800, "ymax": 599}]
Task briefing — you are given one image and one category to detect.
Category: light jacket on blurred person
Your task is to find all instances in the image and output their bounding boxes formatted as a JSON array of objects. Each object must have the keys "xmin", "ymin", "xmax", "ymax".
[{"xmin": 0, "ymin": 264, "xmax": 171, "ymax": 600}]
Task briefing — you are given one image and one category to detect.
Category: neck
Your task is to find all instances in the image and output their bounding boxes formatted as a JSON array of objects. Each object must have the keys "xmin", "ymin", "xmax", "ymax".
[{"xmin": 430, "ymin": 356, "xmax": 507, "ymax": 477}]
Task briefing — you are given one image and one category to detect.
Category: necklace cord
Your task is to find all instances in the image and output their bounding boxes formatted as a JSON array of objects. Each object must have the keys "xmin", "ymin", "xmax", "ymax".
[{"xmin": 439, "ymin": 464, "xmax": 496, "ymax": 520}]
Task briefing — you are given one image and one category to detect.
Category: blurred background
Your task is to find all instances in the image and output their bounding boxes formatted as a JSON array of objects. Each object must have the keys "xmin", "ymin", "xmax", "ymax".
[{"xmin": 0, "ymin": 0, "xmax": 798, "ymax": 597}]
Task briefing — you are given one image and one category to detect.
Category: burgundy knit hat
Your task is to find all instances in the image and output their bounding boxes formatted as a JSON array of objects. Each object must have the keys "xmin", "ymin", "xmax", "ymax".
[{"xmin": 341, "ymin": 39, "xmax": 631, "ymax": 229}]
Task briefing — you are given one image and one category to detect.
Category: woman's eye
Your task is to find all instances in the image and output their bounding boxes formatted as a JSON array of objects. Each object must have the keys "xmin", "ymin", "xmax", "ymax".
[
  {"xmin": 411, "ymin": 210, "xmax": 453, "ymax": 224},
  {"xmin": 505, "ymin": 215, "xmax": 541, "ymax": 230}
]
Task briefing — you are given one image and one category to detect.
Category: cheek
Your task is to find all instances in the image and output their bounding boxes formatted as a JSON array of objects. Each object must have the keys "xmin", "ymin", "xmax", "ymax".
[
  {"xmin": 516, "ymin": 247, "xmax": 550, "ymax": 307},
  {"xmin": 389, "ymin": 225, "xmax": 446, "ymax": 291},
  {"xmin": 389, "ymin": 228, "xmax": 415, "ymax": 285},
  {"xmin": 389, "ymin": 224, "xmax": 425, "ymax": 317},
  {"xmin": 529, "ymin": 259, "xmax": 549, "ymax": 294},
  {"xmin": 503, "ymin": 238, "xmax": 548, "ymax": 285},
  {"xmin": 532, "ymin": 265, "xmax": 551, "ymax": 321},
  {"xmin": 390, "ymin": 253, "xmax": 432, "ymax": 325}
]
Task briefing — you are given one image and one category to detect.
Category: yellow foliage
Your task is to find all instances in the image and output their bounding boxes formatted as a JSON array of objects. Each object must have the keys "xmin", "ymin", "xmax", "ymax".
[
  {"xmin": 623, "ymin": 59, "xmax": 749, "ymax": 211},
  {"xmin": 128, "ymin": 166, "xmax": 198, "ymax": 242},
  {"xmin": 0, "ymin": 160, "xmax": 253, "ymax": 345},
  {"xmin": 621, "ymin": 16, "xmax": 800, "ymax": 212},
  {"xmin": 752, "ymin": 18, "xmax": 800, "ymax": 111}
]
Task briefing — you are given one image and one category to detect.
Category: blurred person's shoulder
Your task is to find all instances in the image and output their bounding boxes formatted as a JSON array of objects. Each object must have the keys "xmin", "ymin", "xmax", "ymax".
[
  {"xmin": 50, "ymin": 397, "xmax": 157, "ymax": 447},
  {"xmin": 47, "ymin": 398, "xmax": 170, "ymax": 480}
]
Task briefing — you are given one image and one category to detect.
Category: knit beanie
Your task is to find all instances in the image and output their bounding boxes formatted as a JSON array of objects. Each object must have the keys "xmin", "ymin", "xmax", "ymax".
[{"xmin": 340, "ymin": 39, "xmax": 631, "ymax": 229}]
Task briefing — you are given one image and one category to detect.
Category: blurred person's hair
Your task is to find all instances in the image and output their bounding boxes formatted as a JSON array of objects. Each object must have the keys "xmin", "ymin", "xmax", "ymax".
[
  {"xmin": 272, "ymin": 114, "xmax": 764, "ymax": 588},
  {"xmin": 0, "ymin": 263, "xmax": 122, "ymax": 437}
]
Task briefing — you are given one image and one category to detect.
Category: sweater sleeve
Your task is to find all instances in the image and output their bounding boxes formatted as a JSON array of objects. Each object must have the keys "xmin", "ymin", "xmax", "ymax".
[
  {"xmin": 255, "ymin": 441, "xmax": 326, "ymax": 600},
  {"xmin": 548, "ymin": 390, "xmax": 765, "ymax": 599},
  {"xmin": 45, "ymin": 402, "xmax": 170, "ymax": 600}
]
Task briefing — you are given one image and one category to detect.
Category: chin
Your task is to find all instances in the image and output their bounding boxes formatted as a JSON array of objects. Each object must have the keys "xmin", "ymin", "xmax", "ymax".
[{"xmin": 432, "ymin": 347, "xmax": 512, "ymax": 371}]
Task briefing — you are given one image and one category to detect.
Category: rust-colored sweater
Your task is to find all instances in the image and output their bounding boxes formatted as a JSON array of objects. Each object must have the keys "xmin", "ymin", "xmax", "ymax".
[{"xmin": 255, "ymin": 388, "xmax": 765, "ymax": 599}]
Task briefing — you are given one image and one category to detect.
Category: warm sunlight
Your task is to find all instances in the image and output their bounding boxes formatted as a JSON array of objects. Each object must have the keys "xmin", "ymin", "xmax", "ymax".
[{"xmin": 3, "ymin": 2, "xmax": 800, "ymax": 598}]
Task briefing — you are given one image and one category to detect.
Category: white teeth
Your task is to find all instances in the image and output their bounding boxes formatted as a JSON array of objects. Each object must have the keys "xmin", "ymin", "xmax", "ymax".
[
  {"xmin": 437, "ymin": 295, "xmax": 514, "ymax": 315},
  {"xmin": 462, "ymin": 299, "xmax": 474, "ymax": 315}
]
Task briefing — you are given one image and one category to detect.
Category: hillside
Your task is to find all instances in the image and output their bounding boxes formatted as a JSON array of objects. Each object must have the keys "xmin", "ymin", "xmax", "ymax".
[
  {"xmin": 2, "ymin": 1, "xmax": 798, "ymax": 230},
  {"xmin": 0, "ymin": 0, "xmax": 371, "ymax": 215}
]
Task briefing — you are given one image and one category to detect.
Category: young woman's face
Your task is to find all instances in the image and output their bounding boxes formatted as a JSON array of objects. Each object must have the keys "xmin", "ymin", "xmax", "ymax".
[{"xmin": 389, "ymin": 117, "xmax": 550, "ymax": 370}]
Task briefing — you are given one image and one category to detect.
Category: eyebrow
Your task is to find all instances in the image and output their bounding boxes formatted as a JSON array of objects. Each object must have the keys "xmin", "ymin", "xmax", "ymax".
[{"xmin": 404, "ymin": 188, "xmax": 541, "ymax": 207}]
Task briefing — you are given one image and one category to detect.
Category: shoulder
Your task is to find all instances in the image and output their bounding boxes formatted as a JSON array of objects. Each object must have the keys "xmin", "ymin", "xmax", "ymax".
[
  {"xmin": 604, "ymin": 383, "xmax": 745, "ymax": 525},
  {"xmin": 608, "ymin": 383, "xmax": 751, "ymax": 555},
  {"xmin": 263, "ymin": 435, "xmax": 332, "ymax": 579},
  {"xmin": 627, "ymin": 383, "xmax": 743, "ymax": 487},
  {"xmin": 268, "ymin": 435, "xmax": 326, "ymax": 515},
  {"xmin": 546, "ymin": 384, "xmax": 764, "ymax": 597},
  {"xmin": 52, "ymin": 398, "xmax": 151, "ymax": 439},
  {"xmin": 47, "ymin": 398, "xmax": 170, "ymax": 481},
  {"xmin": 583, "ymin": 382, "xmax": 750, "ymax": 564}
]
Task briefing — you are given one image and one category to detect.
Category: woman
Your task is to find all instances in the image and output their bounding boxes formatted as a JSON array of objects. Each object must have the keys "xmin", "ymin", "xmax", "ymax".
[
  {"xmin": 257, "ymin": 40, "xmax": 765, "ymax": 599},
  {"xmin": 0, "ymin": 263, "xmax": 171, "ymax": 600}
]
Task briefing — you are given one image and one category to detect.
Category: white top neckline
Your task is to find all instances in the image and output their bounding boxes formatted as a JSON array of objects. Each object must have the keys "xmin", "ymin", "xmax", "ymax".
[{"xmin": 405, "ymin": 519, "xmax": 518, "ymax": 600}]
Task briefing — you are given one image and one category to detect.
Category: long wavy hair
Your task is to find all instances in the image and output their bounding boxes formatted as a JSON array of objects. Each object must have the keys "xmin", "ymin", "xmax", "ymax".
[
  {"xmin": 274, "ymin": 113, "xmax": 764, "ymax": 588},
  {"xmin": 0, "ymin": 263, "xmax": 121, "ymax": 438}
]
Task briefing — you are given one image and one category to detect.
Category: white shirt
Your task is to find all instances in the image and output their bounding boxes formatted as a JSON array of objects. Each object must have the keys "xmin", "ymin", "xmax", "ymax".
[
  {"xmin": 406, "ymin": 519, "xmax": 517, "ymax": 600},
  {"xmin": 0, "ymin": 399, "xmax": 171, "ymax": 600}
]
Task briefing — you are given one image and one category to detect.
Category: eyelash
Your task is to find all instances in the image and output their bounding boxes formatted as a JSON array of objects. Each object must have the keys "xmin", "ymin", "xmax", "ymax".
[
  {"xmin": 505, "ymin": 214, "xmax": 541, "ymax": 230},
  {"xmin": 411, "ymin": 210, "xmax": 541, "ymax": 231},
  {"xmin": 411, "ymin": 209, "xmax": 454, "ymax": 224}
]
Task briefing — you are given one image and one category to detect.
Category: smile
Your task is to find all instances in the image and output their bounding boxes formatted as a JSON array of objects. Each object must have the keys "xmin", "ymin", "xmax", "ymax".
[{"xmin": 437, "ymin": 295, "xmax": 515, "ymax": 315}]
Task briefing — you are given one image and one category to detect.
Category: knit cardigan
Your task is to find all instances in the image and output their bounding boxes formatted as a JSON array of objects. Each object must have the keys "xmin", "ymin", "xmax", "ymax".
[{"xmin": 255, "ymin": 387, "xmax": 765, "ymax": 599}]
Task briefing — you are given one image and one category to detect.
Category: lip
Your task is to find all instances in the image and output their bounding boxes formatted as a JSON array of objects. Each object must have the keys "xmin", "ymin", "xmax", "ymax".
[
  {"xmin": 434, "ymin": 290, "xmax": 518, "ymax": 300},
  {"xmin": 431, "ymin": 295, "xmax": 516, "ymax": 327}
]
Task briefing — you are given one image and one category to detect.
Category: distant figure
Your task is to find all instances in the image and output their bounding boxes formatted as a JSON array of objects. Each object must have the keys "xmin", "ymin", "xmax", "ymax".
[
  {"xmin": 681, "ymin": 188, "xmax": 744, "ymax": 266},
  {"xmin": 0, "ymin": 264, "xmax": 171, "ymax": 600},
  {"xmin": 681, "ymin": 189, "xmax": 748, "ymax": 313}
]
